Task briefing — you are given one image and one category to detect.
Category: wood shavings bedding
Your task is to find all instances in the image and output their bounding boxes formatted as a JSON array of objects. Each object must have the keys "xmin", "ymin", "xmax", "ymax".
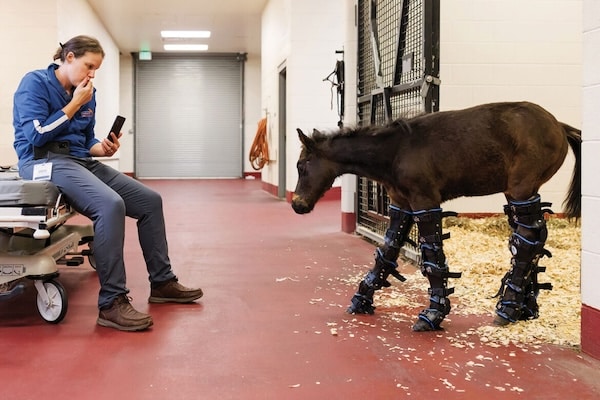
[{"xmin": 345, "ymin": 216, "xmax": 581, "ymax": 348}]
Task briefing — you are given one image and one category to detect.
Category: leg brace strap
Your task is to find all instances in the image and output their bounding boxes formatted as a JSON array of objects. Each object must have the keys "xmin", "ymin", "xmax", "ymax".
[
  {"xmin": 496, "ymin": 196, "xmax": 553, "ymax": 323},
  {"xmin": 504, "ymin": 194, "xmax": 554, "ymax": 231},
  {"xmin": 347, "ymin": 206, "xmax": 413, "ymax": 315},
  {"xmin": 411, "ymin": 208, "xmax": 461, "ymax": 331},
  {"xmin": 413, "ymin": 209, "xmax": 462, "ymax": 281}
]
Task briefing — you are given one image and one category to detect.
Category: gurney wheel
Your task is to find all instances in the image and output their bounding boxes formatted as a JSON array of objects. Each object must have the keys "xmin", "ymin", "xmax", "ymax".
[{"xmin": 36, "ymin": 280, "xmax": 68, "ymax": 324}]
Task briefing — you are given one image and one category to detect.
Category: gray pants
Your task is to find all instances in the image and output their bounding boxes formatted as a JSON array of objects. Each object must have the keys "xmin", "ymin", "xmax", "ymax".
[{"xmin": 20, "ymin": 154, "xmax": 175, "ymax": 308}]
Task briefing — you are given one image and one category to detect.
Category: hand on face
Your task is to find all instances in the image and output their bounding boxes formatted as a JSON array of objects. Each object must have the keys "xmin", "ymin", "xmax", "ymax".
[{"xmin": 72, "ymin": 77, "xmax": 94, "ymax": 107}]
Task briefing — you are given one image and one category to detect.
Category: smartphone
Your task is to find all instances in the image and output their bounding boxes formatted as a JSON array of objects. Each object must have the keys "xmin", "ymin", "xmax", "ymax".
[{"xmin": 108, "ymin": 115, "xmax": 126, "ymax": 142}]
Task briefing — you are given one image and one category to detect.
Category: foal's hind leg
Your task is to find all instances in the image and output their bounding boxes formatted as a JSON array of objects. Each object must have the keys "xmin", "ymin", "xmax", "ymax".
[
  {"xmin": 495, "ymin": 195, "xmax": 553, "ymax": 325},
  {"xmin": 412, "ymin": 209, "xmax": 462, "ymax": 332},
  {"xmin": 347, "ymin": 205, "xmax": 413, "ymax": 315}
]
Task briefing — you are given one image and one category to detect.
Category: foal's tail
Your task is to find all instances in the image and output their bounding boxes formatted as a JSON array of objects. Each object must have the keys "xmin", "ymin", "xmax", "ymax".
[{"xmin": 561, "ymin": 122, "xmax": 581, "ymax": 219}]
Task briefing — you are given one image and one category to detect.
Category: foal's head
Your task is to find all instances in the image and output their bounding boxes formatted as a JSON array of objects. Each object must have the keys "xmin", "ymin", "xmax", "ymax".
[{"xmin": 292, "ymin": 129, "xmax": 339, "ymax": 214}]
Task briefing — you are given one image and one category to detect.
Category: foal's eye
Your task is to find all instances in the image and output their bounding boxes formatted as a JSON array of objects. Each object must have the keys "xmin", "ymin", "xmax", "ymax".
[{"xmin": 297, "ymin": 161, "xmax": 307, "ymax": 174}]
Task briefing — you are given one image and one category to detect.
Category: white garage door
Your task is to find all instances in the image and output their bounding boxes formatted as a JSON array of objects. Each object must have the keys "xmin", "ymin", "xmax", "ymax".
[{"xmin": 134, "ymin": 54, "xmax": 244, "ymax": 178}]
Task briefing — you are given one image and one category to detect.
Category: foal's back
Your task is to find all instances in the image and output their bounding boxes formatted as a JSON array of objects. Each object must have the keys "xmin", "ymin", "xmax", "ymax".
[{"xmin": 397, "ymin": 102, "xmax": 569, "ymax": 202}]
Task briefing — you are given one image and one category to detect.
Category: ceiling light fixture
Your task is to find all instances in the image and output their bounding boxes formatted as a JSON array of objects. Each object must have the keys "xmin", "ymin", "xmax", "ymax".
[
  {"xmin": 164, "ymin": 44, "xmax": 209, "ymax": 51},
  {"xmin": 161, "ymin": 30, "xmax": 211, "ymax": 39}
]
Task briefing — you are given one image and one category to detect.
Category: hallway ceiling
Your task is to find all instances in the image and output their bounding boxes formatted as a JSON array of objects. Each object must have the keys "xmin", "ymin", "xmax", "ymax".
[{"xmin": 86, "ymin": 0, "xmax": 268, "ymax": 55}]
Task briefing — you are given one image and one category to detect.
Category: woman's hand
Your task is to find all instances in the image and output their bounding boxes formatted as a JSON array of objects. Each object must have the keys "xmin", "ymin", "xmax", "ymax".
[
  {"xmin": 63, "ymin": 77, "xmax": 94, "ymax": 119},
  {"xmin": 72, "ymin": 77, "xmax": 94, "ymax": 107},
  {"xmin": 90, "ymin": 133, "xmax": 122, "ymax": 157},
  {"xmin": 102, "ymin": 132, "xmax": 121, "ymax": 157}
]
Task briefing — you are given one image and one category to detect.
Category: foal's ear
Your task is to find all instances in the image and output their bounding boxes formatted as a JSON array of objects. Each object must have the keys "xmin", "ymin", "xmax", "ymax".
[{"xmin": 297, "ymin": 128, "xmax": 315, "ymax": 151}]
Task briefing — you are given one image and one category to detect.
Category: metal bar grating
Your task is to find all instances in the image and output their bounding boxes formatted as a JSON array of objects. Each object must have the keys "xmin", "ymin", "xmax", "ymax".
[{"xmin": 356, "ymin": 0, "xmax": 439, "ymax": 258}]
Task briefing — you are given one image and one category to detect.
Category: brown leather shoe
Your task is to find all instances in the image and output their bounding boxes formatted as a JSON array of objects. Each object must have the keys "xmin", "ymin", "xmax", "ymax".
[
  {"xmin": 149, "ymin": 278, "xmax": 203, "ymax": 304},
  {"xmin": 97, "ymin": 295, "xmax": 153, "ymax": 331}
]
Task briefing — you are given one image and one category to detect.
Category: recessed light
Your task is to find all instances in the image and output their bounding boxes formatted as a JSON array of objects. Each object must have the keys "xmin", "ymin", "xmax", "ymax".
[
  {"xmin": 161, "ymin": 30, "xmax": 211, "ymax": 39},
  {"xmin": 164, "ymin": 44, "xmax": 209, "ymax": 51}
]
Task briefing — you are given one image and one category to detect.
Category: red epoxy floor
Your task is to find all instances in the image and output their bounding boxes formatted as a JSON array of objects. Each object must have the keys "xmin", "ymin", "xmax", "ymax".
[{"xmin": 1, "ymin": 179, "xmax": 598, "ymax": 400}]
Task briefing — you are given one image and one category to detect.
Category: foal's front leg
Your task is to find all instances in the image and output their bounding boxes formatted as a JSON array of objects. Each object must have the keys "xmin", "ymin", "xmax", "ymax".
[
  {"xmin": 347, "ymin": 205, "xmax": 414, "ymax": 314},
  {"xmin": 411, "ymin": 208, "xmax": 462, "ymax": 331}
]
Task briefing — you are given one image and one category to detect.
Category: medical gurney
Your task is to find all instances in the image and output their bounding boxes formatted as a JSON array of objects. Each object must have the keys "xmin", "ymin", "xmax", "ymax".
[{"xmin": 0, "ymin": 169, "xmax": 94, "ymax": 323}]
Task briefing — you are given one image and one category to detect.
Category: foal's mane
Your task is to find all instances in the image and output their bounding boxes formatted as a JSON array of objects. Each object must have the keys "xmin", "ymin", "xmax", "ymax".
[{"xmin": 311, "ymin": 119, "xmax": 413, "ymax": 144}]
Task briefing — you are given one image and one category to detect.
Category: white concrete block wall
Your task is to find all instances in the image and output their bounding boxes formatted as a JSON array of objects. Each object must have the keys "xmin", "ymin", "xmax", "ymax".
[
  {"xmin": 441, "ymin": 0, "xmax": 581, "ymax": 114},
  {"xmin": 244, "ymin": 54, "xmax": 264, "ymax": 174},
  {"xmin": 261, "ymin": 0, "xmax": 292, "ymax": 187},
  {"xmin": 341, "ymin": 1, "xmax": 359, "ymax": 221},
  {"xmin": 119, "ymin": 55, "xmax": 135, "ymax": 173},
  {"xmin": 582, "ymin": 0, "xmax": 600, "ymax": 313},
  {"xmin": 261, "ymin": 0, "xmax": 345, "ymax": 193},
  {"xmin": 440, "ymin": 0, "xmax": 582, "ymax": 215}
]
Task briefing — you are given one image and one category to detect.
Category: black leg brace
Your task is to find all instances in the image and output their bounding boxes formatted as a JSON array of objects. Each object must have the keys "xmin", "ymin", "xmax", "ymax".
[
  {"xmin": 412, "ymin": 208, "xmax": 462, "ymax": 331},
  {"xmin": 495, "ymin": 195, "xmax": 553, "ymax": 324},
  {"xmin": 347, "ymin": 205, "xmax": 414, "ymax": 314}
]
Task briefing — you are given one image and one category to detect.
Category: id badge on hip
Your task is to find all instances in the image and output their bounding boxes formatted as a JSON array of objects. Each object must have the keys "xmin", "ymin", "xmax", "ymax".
[{"xmin": 32, "ymin": 162, "xmax": 52, "ymax": 181}]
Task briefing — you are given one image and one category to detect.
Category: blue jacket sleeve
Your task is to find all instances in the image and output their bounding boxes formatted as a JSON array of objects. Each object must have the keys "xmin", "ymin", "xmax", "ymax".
[{"xmin": 13, "ymin": 71, "xmax": 70, "ymax": 148}]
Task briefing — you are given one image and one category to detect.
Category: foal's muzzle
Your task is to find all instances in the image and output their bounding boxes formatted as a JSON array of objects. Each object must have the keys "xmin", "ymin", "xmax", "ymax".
[{"xmin": 291, "ymin": 194, "xmax": 313, "ymax": 214}]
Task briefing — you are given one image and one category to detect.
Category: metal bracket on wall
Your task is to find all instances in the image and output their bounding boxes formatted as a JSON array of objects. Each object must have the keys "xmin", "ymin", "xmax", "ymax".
[{"xmin": 420, "ymin": 75, "xmax": 441, "ymax": 98}]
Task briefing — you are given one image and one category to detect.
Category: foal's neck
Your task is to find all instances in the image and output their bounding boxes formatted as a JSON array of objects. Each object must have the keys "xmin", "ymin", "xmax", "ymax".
[{"xmin": 323, "ymin": 133, "xmax": 398, "ymax": 181}]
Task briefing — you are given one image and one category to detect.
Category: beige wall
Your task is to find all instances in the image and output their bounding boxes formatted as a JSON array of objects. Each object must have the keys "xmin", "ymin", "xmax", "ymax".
[
  {"xmin": 0, "ymin": 0, "xmax": 57, "ymax": 165},
  {"xmin": 0, "ymin": 0, "xmax": 120, "ymax": 168}
]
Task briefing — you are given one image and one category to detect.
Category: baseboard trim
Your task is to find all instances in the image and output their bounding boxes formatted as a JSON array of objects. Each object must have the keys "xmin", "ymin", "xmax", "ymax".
[{"xmin": 581, "ymin": 304, "xmax": 600, "ymax": 360}]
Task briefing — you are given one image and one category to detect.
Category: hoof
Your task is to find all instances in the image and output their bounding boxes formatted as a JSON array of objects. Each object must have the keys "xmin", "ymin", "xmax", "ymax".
[
  {"xmin": 346, "ymin": 305, "xmax": 375, "ymax": 315},
  {"xmin": 412, "ymin": 319, "xmax": 438, "ymax": 332},
  {"xmin": 347, "ymin": 293, "xmax": 376, "ymax": 315},
  {"xmin": 412, "ymin": 309, "xmax": 445, "ymax": 331},
  {"xmin": 493, "ymin": 314, "xmax": 512, "ymax": 326}
]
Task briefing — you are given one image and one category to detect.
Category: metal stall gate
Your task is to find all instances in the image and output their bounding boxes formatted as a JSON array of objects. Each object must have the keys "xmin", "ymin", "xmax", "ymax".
[{"xmin": 355, "ymin": 0, "xmax": 440, "ymax": 260}]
